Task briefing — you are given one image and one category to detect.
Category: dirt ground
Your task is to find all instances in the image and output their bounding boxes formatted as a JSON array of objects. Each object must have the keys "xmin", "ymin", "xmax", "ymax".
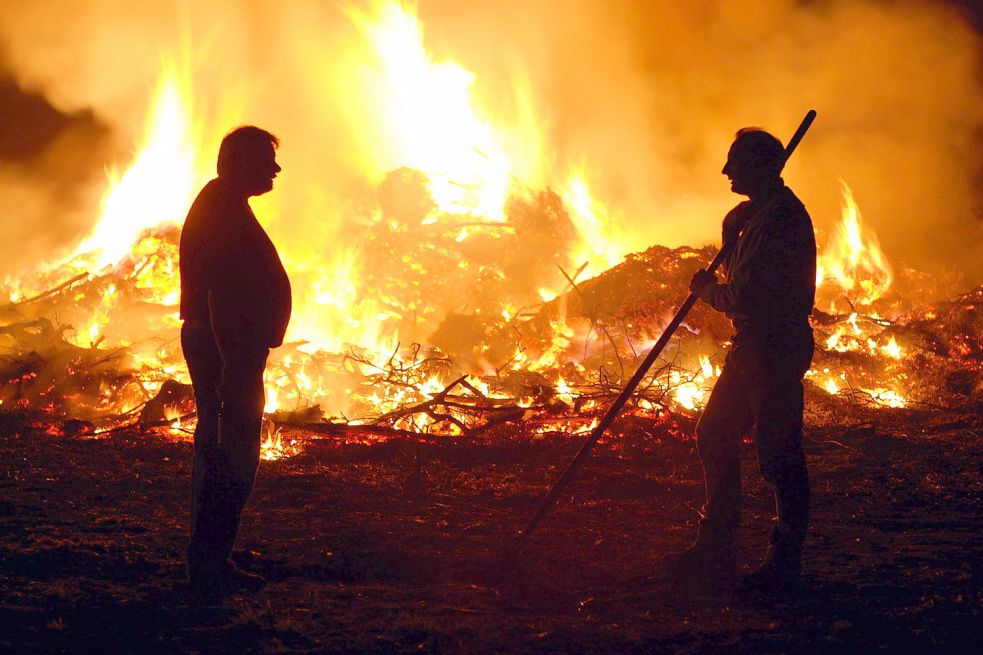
[{"xmin": 0, "ymin": 395, "xmax": 980, "ymax": 654}]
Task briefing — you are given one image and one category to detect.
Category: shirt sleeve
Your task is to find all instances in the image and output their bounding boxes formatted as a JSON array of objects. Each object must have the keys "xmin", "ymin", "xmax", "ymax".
[{"xmin": 698, "ymin": 208, "xmax": 799, "ymax": 316}]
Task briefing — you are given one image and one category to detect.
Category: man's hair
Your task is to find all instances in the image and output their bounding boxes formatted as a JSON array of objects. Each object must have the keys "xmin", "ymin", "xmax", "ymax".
[
  {"xmin": 733, "ymin": 128, "xmax": 785, "ymax": 175},
  {"xmin": 217, "ymin": 125, "xmax": 279, "ymax": 177}
]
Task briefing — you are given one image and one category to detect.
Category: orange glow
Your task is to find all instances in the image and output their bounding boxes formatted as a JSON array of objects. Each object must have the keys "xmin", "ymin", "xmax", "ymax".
[{"xmin": 4, "ymin": 1, "xmax": 925, "ymax": 443}]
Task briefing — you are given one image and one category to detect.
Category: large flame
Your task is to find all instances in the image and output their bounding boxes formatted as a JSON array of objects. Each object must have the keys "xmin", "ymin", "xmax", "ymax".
[
  {"xmin": 559, "ymin": 167, "xmax": 632, "ymax": 277},
  {"xmin": 74, "ymin": 61, "xmax": 205, "ymax": 271},
  {"xmin": 816, "ymin": 181, "xmax": 893, "ymax": 309},
  {"xmin": 343, "ymin": 1, "xmax": 531, "ymax": 219},
  {"xmin": 809, "ymin": 184, "xmax": 907, "ymax": 407}
]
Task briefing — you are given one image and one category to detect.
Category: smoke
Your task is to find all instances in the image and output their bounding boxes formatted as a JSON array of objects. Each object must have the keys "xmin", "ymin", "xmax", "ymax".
[
  {"xmin": 423, "ymin": 0, "xmax": 983, "ymax": 281},
  {"xmin": 0, "ymin": 74, "xmax": 112, "ymax": 279},
  {"xmin": 1, "ymin": 0, "xmax": 982, "ymax": 287}
]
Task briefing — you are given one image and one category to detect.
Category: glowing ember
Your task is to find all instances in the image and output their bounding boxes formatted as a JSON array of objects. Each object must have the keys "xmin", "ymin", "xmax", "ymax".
[{"xmin": 862, "ymin": 388, "xmax": 906, "ymax": 408}]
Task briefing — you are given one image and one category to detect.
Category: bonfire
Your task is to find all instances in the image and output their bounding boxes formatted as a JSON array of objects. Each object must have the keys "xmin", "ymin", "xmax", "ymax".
[
  {"xmin": 1, "ymin": 3, "xmax": 980, "ymax": 462},
  {"xmin": 2, "ymin": 2, "xmax": 982, "ymax": 653}
]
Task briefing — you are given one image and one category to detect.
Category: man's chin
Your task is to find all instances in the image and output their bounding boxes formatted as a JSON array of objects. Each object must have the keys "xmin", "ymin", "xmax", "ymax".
[{"xmin": 249, "ymin": 182, "xmax": 275, "ymax": 197}]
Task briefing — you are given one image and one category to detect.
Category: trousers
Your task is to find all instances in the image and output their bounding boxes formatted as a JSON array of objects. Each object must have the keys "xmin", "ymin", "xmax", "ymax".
[
  {"xmin": 695, "ymin": 333, "xmax": 814, "ymax": 548},
  {"xmin": 181, "ymin": 320, "xmax": 269, "ymax": 578}
]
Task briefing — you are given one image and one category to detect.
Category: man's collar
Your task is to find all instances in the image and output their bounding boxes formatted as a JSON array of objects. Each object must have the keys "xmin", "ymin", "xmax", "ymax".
[{"xmin": 748, "ymin": 177, "xmax": 785, "ymax": 203}]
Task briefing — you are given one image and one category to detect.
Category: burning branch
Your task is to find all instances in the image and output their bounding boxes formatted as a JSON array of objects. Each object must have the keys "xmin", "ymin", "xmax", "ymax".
[
  {"xmin": 1, "ymin": 273, "xmax": 90, "ymax": 310},
  {"xmin": 372, "ymin": 375, "xmax": 523, "ymax": 435}
]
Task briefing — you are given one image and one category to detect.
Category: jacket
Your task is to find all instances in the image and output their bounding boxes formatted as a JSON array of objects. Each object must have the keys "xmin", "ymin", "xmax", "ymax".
[
  {"xmin": 698, "ymin": 183, "xmax": 816, "ymax": 345},
  {"xmin": 179, "ymin": 178, "xmax": 292, "ymax": 349}
]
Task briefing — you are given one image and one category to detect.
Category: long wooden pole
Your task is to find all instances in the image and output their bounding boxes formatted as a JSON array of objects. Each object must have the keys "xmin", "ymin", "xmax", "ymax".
[{"xmin": 507, "ymin": 110, "xmax": 817, "ymax": 551}]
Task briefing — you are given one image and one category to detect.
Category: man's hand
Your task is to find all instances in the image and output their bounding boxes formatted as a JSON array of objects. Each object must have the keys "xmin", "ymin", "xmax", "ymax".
[{"xmin": 689, "ymin": 269, "xmax": 717, "ymax": 295}]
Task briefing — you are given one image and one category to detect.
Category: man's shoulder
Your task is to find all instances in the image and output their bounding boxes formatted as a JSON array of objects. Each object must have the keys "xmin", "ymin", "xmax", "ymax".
[
  {"xmin": 187, "ymin": 178, "xmax": 230, "ymax": 216},
  {"xmin": 183, "ymin": 179, "xmax": 244, "ymax": 235},
  {"xmin": 780, "ymin": 185, "xmax": 808, "ymax": 211},
  {"xmin": 180, "ymin": 179, "xmax": 231, "ymax": 254},
  {"xmin": 765, "ymin": 186, "xmax": 810, "ymax": 226}
]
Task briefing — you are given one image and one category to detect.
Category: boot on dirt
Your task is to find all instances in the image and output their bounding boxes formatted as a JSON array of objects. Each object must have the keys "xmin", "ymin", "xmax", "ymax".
[
  {"xmin": 740, "ymin": 525, "xmax": 802, "ymax": 595},
  {"xmin": 219, "ymin": 561, "xmax": 266, "ymax": 593},
  {"xmin": 659, "ymin": 531, "xmax": 736, "ymax": 589},
  {"xmin": 189, "ymin": 560, "xmax": 266, "ymax": 599}
]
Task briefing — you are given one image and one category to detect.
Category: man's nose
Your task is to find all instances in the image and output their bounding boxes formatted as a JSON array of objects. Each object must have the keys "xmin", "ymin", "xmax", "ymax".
[{"xmin": 274, "ymin": 162, "xmax": 282, "ymax": 173}]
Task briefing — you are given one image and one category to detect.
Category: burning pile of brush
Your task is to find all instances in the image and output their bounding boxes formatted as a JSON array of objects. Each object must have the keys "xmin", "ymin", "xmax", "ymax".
[
  {"xmin": 2, "ymin": 3, "xmax": 979, "ymax": 460},
  {"xmin": 2, "ymin": 167, "xmax": 979, "ymax": 462}
]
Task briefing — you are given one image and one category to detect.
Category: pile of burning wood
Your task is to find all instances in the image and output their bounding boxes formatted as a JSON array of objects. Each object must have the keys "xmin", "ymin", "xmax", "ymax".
[{"xmin": 1, "ymin": 172, "xmax": 979, "ymax": 458}]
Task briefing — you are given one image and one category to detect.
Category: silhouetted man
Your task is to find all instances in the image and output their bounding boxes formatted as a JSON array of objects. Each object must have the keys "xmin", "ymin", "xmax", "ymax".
[
  {"xmin": 179, "ymin": 126, "xmax": 291, "ymax": 594},
  {"xmin": 669, "ymin": 128, "xmax": 816, "ymax": 593}
]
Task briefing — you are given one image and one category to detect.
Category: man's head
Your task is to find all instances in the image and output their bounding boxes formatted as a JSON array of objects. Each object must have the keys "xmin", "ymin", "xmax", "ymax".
[
  {"xmin": 217, "ymin": 126, "xmax": 281, "ymax": 197},
  {"xmin": 722, "ymin": 128, "xmax": 784, "ymax": 197}
]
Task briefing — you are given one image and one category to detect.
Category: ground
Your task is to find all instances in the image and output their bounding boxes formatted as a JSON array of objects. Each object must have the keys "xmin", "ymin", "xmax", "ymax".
[{"xmin": 0, "ymin": 398, "xmax": 979, "ymax": 654}]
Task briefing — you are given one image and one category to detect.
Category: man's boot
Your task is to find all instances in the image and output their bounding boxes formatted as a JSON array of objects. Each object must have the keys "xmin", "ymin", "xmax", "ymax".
[
  {"xmin": 189, "ymin": 559, "xmax": 266, "ymax": 599},
  {"xmin": 741, "ymin": 524, "xmax": 802, "ymax": 594},
  {"xmin": 660, "ymin": 528, "xmax": 736, "ymax": 589},
  {"xmin": 219, "ymin": 560, "xmax": 266, "ymax": 593}
]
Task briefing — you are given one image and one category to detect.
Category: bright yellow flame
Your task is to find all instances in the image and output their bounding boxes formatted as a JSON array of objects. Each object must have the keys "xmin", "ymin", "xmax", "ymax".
[
  {"xmin": 264, "ymin": 387, "xmax": 279, "ymax": 414},
  {"xmin": 559, "ymin": 168, "xmax": 627, "ymax": 275},
  {"xmin": 673, "ymin": 381, "xmax": 704, "ymax": 411},
  {"xmin": 287, "ymin": 247, "xmax": 399, "ymax": 355},
  {"xmin": 699, "ymin": 354, "xmax": 714, "ymax": 379},
  {"xmin": 817, "ymin": 181, "xmax": 893, "ymax": 307},
  {"xmin": 344, "ymin": 1, "xmax": 519, "ymax": 218},
  {"xmin": 529, "ymin": 318, "xmax": 575, "ymax": 370},
  {"xmin": 862, "ymin": 388, "xmax": 906, "ymax": 408},
  {"xmin": 74, "ymin": 62, "xmax": 202, "ymax": 269},
  {"xmin": 555, "ymin": 375, "xmax": 574, "ymax": 406},
  {"xmin": 260, "ymin": 424, "xmax": 301, "ymax": 460},
  {"xmin": 881, "ymin": 336, "xmax": 902, "ymax": 359}
]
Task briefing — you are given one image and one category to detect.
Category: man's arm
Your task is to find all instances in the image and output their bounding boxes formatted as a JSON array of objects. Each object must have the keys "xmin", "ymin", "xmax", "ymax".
[
  {"xmin": 721, "ymin": 202, "xmax": 750, "ymax": 253},
  {"xmin": 691, "ymin": 216, "xmax": 791, "ymax": 315},
  {"xmin": 687, "ymin": 201, "xmax": 751, "ymax": 308},
  {"xmin": 206, "ymin": 222, "xmax": 287, "ymax": 354},
  {"xmin": 206, "ymin": 230, "xmax": 269, "ymax": 358}
]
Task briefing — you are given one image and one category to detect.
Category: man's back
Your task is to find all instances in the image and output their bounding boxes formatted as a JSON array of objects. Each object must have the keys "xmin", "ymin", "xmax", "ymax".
[{"xmin": 729, "ymin": 186, "xmax": 816, "ymax": 328}]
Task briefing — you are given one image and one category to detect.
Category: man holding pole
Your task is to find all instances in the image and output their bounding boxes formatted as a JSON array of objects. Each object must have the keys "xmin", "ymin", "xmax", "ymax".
[{"xmin": 671, "ymin": 127, "xmax": 817, "ymax": 593}]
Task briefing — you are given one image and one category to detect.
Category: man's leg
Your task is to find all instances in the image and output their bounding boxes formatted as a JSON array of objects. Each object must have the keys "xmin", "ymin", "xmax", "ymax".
[
  {"xmin": 181, "ymin": 321, "xmax": 224, "ymax": 581},
  {"xmin": 695, "ymin": 364, "xmax": 753, "ymax": 548},
  {"xmin": 208, "ymin": 345, "xmax": 270, "ymax": 569},
  {"xmin": 745, "ymin": 368, "xmax": 810, "ymax": 590},
  {"xmin": 663, "ymin": 362, "xmax": 752, "ymax": 580}
]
